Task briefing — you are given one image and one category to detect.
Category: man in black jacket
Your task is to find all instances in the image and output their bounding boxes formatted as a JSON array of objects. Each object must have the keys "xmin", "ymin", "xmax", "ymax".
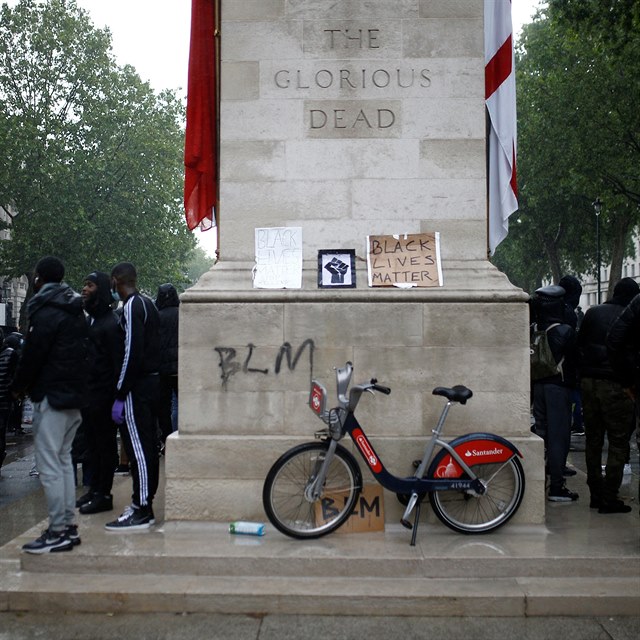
[
  {"xmin": 75, "ymin": 271, "xmax": 124, "ymax": 515},
  {"xmin": 106, "ymin": 262, "xmax": 161, "ymax": 531},
  {"xmin": 530, "ymin": 284, "xmax": 579, "ymax": 502},
  {"xmin": 578, "ymin": 278, "xmax": 638, "ymax": 514},
  {"xmin": 11, "ymin": 257, "xmax": 88, "ymax": 553},
  {"xmin": 155, "ymin": 283, "xmax": 179, "ymax": 449},
  {"xmin": 606, "ymin": 288, "xmax": 640, "ymax": 513}
]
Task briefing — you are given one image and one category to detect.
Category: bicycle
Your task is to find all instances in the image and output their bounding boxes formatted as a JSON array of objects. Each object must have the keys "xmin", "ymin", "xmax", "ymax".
[{"xmin": 263, "ymin": 362, "xmax": 525, "ymax": 545}]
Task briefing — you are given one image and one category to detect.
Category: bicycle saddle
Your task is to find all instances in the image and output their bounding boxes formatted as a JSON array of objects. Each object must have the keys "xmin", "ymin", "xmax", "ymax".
[{"xmin": 432, "ymin": 385, "xmax": 473, "ymax": 404}]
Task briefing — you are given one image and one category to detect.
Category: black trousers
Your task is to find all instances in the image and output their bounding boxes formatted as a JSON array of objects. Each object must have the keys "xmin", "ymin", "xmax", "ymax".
[
  {"xmin": 81, "ymin": 401, "xmax": 118, "ymax": 496},
  {"xmin": 158, "ymin": 374, "xmax": 178, "ymax": 444},
  {"xmin": 120, "ymin": 375, "xmax": 160, "ymax": 509}
]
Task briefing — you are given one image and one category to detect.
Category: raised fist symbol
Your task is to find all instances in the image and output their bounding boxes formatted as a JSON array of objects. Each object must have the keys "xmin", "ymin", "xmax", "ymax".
[{"xmin": 324, "ymin": 257, "xmax": 349, "ymax": 283}]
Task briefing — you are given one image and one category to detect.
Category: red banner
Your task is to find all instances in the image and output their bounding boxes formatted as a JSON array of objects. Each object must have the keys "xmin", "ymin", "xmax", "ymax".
[{"xmin": 184, "ymin": 0, "xmax": 217, "ymax": 231}]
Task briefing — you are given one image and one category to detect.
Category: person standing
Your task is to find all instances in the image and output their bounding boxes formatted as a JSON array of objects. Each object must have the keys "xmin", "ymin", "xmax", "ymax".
[
  {"xmin": 11, "ymin": 257, "xmax": 88, "ymax": 553},
  {"xmin": 0, "ymin": 329, "xmax": 20, "ymax": 474},
  {"xmin": 530, "ymin": 284, "xmax": 579, "ymax": 502},
  {"xmin": 106, "ymin": 262, "xmax": 161, "ymax": 531},
  {"xmin": 155, "ymin": 283, "xmax": 180, "ymax": 450},
  {"xmin": 75, "ymin": 271, "xmax": 124, "ymax": 515},
  {"xmin": 606, "ymin": 290, "xmax": 640, "ymax": 513},
  {"xmin": 578, "ymin": 278, "xmax": 639, "ymax": 514}
]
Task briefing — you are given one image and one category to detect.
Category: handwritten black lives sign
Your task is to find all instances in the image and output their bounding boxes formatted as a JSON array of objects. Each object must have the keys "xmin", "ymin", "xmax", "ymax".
[{"xmin": 366, "ymin": 232, "xmax": 442, "ymax": 288}]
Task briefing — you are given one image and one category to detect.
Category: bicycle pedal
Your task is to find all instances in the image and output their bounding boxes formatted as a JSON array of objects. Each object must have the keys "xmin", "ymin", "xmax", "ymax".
[{"xmin": 400, "ymin": 518, "xmax": 413, "ymax": 530}]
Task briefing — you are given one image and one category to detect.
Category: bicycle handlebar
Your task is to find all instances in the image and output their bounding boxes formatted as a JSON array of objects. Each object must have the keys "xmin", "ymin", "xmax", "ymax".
[{"xmin": 347, "ymin": 379, "xmax": 391, "ymax": 411}]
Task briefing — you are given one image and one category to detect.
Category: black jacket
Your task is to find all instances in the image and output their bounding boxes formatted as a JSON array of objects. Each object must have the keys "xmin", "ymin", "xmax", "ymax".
[
  {"xmin": 607, "ymin": 293, "xmax": 640, "ymax": 391},
  {"xmin": 156, "ymin": 284, "xmax": 179, "ymax": 377},
  {"xmin": 0, "ymin": 345, "xmax": 19, "ymax": 411},
  {"xmin": 11, "ymin": 283, "xmax": 89, "ymax": 409},
  {"xmin": 115, "ymin": 291, "xmax": 161, "ymax": 400},
  {"xmin": 577, "ymin": 279, "xmax": 639, "ymax": 382},
  {"xmin": 85, "ymin": 276, "xmax": 124, "ymax": 405}
]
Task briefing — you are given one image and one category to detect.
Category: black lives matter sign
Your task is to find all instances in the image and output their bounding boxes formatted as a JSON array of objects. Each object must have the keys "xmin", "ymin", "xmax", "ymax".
[{"xmin": 366, "ymin": 232, "xmax": 442, "ymax": 288}]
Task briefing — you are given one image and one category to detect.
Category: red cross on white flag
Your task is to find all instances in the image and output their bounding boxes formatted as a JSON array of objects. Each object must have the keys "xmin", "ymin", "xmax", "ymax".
[{"xmin": 485, "ymin": 0, "xmax": 518, "ymax": 255}]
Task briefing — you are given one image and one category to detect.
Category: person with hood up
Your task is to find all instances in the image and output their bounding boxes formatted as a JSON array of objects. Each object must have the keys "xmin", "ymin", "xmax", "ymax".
[
  {"xmin": 75, "ymin": 272, "xmax": 124, "ymax": 515},
  {"xmin": 530, "ymin": 283, "xmax": 579, "ymax": 502},
  {"xmin": 578, "ymin": 277, "xmax": 639, "ymax": 514},
  {"xmin": 11, "ymin": 257, "xmax": 88, "ymax": 553},
  {"xmin": 155, "ymin": 283, "xmax": 179, "ymax": 449}
]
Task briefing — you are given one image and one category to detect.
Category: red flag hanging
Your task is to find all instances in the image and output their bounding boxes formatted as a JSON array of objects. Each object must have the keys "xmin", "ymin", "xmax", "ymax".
[
  {"xmin": 184, "ymin": 0, "xmax": 217, "ymax": 231},
  {"xmin": 485, "ymin": 0, "xmax": 518, "ymax": 255}
]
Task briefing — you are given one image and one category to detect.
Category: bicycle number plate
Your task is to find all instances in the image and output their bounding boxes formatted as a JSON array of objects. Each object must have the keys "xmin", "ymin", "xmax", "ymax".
[{"xmin": 309, "ymin": 380, "xmax": 327, "ymax": 416}]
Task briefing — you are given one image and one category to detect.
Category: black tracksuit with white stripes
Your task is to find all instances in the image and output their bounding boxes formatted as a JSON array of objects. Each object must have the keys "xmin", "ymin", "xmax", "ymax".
[{"xmin": 116, "ymin": 291, "xmax": 161, "ymax": 509}]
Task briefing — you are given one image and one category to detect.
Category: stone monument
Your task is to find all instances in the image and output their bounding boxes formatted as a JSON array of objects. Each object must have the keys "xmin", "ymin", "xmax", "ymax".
[{"xmin": 166, "ymin": 0, "xmax": 543, "ymax": 525}]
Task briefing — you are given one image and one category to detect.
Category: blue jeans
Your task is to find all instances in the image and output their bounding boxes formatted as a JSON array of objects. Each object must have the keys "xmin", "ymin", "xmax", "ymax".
[{"xmin": 32, "ymin": 397, "xmax": 82, "ymax": 532}]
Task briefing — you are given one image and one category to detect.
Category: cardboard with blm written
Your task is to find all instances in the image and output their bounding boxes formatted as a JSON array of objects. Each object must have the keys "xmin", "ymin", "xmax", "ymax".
[
  {"xmin": 366, "ymin": 231, "xmax": 443, "ymax": 288},
  {"xmin": 315, "ymin": 484, "xmax": 385, "ymax": 534}
]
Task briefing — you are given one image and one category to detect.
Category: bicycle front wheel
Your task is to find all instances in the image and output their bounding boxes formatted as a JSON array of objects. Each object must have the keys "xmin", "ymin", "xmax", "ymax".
[
  {"xmin": 263, "ymin": 442, "xmax": 362, "ymax": 539},
  {"xmin": 429, "ymin": 457, "xmax": 525, "ymax": 534}
]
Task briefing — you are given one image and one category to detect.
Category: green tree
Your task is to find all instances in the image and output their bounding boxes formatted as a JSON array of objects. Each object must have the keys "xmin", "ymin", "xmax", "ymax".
[
  {"xmin": 0, "ymin": 0, "xmax": 195, "ymax": 325},
  {"xmin": 494, "ymin": 3, "xmax": 640, "ymax": 297},
  {"xmin": 185, "ymin": 246, "xmax": 215, "ymax": 288}
]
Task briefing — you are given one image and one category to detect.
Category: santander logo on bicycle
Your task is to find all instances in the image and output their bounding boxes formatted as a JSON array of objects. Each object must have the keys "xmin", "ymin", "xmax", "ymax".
[{"xmin": 352, "ymin": 427, "xmax": 382, "ymax": 473}]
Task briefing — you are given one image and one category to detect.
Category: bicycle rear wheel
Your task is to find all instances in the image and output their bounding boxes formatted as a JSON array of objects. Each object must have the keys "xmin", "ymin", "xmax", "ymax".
[
  {"xmin": 429, "ymin": 457, "xmax": 525, "ymax": 534},
  {"xmin": 263, "ymin": 442, "xmax": 362, "ymax": 539}
]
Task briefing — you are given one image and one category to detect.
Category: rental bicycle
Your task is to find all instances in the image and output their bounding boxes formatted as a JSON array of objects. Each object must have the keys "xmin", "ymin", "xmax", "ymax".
[{"xmin": 262, "ymin": 362, "xmax": 525, "ymax": 545}]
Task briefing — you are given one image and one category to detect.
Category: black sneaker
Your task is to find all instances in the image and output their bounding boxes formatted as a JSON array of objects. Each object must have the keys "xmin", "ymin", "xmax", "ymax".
[
  {"xmin": 65, "ymin": 524, "xmax": 81, "ymax": 546},
  {"xmin": 547, "ymin": 486, "xmax": 579, "ymax": 502},
  {"xmin": 598, "ymin": 500, "xmax": 632, "ymax": 514},
  {"xmin": 104, "ymin": 505, "xmax": 155, "ymax": 531},
  {"xmin": 76, "ymin": 491, "xmax": 95, "ymax": 508},
  {"xmin": 563, "ymin": 466, "xmax": 577, "ymax": 477},
  {"xmin": 79, "ymin": 494, "xmax": 113, "ymax": 514},
  {"xmin": 22, "ymin": 528, "xmax": 74, "ymax": 554},
  {"xmin": 114, "ymin": 464, "xmax": 130, "ymax": 476}
]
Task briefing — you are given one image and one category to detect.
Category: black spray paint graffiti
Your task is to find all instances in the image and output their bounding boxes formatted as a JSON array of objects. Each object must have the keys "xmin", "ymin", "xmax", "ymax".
[{"xmin": 215, "ymin": 339, "xmax": 315, "ymax": 390}]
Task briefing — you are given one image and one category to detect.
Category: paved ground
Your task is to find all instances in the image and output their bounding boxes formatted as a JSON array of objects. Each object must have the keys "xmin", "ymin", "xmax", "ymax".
[{"xmin": 0, "ymin": 612, "xmax": 638, "ymax": 640}]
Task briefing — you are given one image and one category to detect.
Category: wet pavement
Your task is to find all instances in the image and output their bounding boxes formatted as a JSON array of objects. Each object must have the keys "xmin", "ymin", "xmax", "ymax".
[{"xmin": 1, "ymin": 426, "xmax": 638, "ymax": 639}]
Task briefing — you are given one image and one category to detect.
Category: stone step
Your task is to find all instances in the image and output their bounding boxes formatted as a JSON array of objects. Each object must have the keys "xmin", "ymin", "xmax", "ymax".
[
  {"xmin": 17, "ymin": 530, "xmax": 639, "ymax": 580},
  {"xmin": 3, "ymin": 569, "xmax": 639, "ymax": 617}
]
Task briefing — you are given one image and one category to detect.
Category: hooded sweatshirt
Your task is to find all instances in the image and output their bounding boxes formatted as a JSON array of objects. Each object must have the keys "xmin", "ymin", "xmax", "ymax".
[
  {"xmin": 84, "ymin": 272, "xmax": 124, "ymax": 404},
  {"xmin": 155, "ymin": 283, "xmax": 179, "ymax": 377},
  {"xmin": 577, "ymin": 278, "xmax": 640, "ymax": 381},
  {"xmin": 11, "ymin": 283, "xmax": 88, "ymax": 409}
]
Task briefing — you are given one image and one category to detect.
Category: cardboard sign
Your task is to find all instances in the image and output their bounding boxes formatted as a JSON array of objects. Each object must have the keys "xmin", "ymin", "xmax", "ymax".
[
  {"xmin": 315, "ymin": 484, "xmax": 385, "ymax": 534},
  {"xmin": 366, "ymin": 232, "xmax": 442, "ymax": 288},
  {"xmin": 253, "ymin": 227, "xmax": 303, "ymax": 289}
]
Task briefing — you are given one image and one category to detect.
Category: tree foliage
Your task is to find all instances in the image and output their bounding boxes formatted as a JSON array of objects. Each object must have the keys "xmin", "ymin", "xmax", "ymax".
[
  {"xmin": 493, "ymin": 1, "xmax": 640, "ymax": 296},
  {"xmin": 0, "ymin": 0, "xmax": 196, "ymax": 302}
]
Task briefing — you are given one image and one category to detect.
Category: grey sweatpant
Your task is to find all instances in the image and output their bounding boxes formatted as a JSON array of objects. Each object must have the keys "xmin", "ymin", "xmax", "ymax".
[{"xmin": 32, "ymin": 397, "xmax": 82, "ymax": 532}]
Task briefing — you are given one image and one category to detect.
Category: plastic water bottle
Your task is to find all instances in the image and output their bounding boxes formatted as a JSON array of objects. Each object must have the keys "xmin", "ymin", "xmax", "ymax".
[{"xmin": 229, "ymin": 521, "xmax": 266, "ymax": 536}]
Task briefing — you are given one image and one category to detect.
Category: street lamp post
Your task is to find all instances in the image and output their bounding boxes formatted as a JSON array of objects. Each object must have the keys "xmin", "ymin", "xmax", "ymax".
[{"xmin": 592, "ymin": 198, "xmax": 603, "ymax": 304}]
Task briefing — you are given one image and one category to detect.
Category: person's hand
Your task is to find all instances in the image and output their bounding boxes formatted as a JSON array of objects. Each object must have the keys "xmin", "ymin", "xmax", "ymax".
[{"xmin": 111, "ymin": 399, "xmax": 125, "ymax": 425}]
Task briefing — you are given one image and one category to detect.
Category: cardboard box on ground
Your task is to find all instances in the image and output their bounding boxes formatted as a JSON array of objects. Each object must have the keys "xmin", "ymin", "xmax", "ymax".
[{"xmin": 315, "ymin": 485, "xmax": 385, "ymax": 534}]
